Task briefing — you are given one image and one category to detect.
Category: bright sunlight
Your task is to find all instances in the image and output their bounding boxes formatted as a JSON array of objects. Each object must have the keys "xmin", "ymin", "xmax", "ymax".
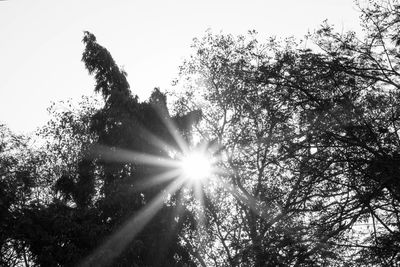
[{"xmin": 179, "ymin": 151, "xmax": 213, "ymax": 181}]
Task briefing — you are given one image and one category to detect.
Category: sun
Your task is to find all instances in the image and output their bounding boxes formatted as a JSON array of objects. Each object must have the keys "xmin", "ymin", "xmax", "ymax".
[{"xmin": 179, "ymin": 151, "xmax": 213, "ymax": 181}]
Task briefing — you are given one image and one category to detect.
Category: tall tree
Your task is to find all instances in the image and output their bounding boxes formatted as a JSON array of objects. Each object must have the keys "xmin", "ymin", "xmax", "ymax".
[
  {"xmin": 173, "ymin": 1, "xmax": 400, "ymax": 265},
  {"xmin": 75, "ymin": 32, "xmax": 196, "ymax": 266},
  {"xmin": 3, "ymin": 32, "xmax": 198, "ymax": 266},
  {"xmin": 174, "ymin": 31, "xmax": 340, "ymax": 266}
]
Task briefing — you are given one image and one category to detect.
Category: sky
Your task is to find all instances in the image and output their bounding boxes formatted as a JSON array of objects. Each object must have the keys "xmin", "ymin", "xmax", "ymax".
[{"xmin": 0, "ymin": 0, "xmax": 362, "ymax": 134}]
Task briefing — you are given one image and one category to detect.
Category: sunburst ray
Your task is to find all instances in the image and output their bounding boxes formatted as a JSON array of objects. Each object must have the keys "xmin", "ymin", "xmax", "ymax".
[
  {"xmin": 79, "ymin": 176, "xmax": 186, "ymax": 267},
  {"xmin": 90, "ymin": 144, "xmax": 180, "ymax": 167},
  {"xmin": 134, "ymin": 168, "xmax": 183, "ymax": 191}
]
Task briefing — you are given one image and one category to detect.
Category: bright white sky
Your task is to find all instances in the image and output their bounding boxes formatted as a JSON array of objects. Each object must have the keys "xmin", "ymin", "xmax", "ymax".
[{"xmin": 0, "ymin": 0, "xmax": 361, "ymax": 134}]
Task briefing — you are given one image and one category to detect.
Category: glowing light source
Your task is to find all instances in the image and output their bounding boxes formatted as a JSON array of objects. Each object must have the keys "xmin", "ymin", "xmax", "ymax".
[{"xmin": 179, "ymin": 151, "xmax": 212, "ymax": 181}]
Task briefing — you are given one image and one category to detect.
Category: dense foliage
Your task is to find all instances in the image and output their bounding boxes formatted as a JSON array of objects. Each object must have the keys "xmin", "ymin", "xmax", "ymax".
[
  {"xmin": 173, "ymin": 1, "xmax": 400, "ymax": 265},
  {"xmin": 1, "ymin": 0, "xmax": 400, "ymax": 266}
]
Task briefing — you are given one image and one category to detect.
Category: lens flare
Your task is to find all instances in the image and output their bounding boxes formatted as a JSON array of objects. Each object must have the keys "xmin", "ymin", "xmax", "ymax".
[
  {"xmin": 82, "ymin": 111, "xmax": 223, "ymax": 265},
  {"xmin": 179, "ymin": 151, "xmax": 212, "ymax": 181}
]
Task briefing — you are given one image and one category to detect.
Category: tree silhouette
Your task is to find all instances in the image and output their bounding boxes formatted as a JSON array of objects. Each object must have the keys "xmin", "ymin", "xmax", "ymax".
[
  {"xmin": 1, "ymin": 32, "xmax": 198, "ymax": 266},
  {"xmin": 172, "ymin": 1, "xmax": 400, "ymax": 265},
  {"xmin": 1, "ymin": 1, "xmax": 400, "ymax": 266}
]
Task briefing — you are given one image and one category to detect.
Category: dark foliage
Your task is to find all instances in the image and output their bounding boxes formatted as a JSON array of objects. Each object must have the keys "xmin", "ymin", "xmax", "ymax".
[{"xmin": 1, "ymin": 1, "xmax": 400, "ymax": 266}]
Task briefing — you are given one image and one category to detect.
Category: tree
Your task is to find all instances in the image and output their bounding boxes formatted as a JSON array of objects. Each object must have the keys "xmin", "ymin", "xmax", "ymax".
[
  {"xmin": 0, "ymin": 125, "xmax": 42, "ymax": 266},
  {"xmin": 173, "ymin": 1, "xmax": 400, "ymax": 265},
  {"xmin": 77, "ymin": 31, "xmax": 197, "ymax": 266},
  {"xmin": 3, "ymin": 1, "xmax": 400, "ymax": 265},
  {"xmin": 0, "ymin": 97, "xmax": 106, "ymax": 266},
  {"xmin": 1, "ymin": 32, "xmax": 199, "ymax": 266},
  {"xmin": 260, "ymin": 1, "xmax": 400, "ymax": 264},
  {"xmin": 174, "ymin": 31, "xmax": 341, "ymax": 266}
]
